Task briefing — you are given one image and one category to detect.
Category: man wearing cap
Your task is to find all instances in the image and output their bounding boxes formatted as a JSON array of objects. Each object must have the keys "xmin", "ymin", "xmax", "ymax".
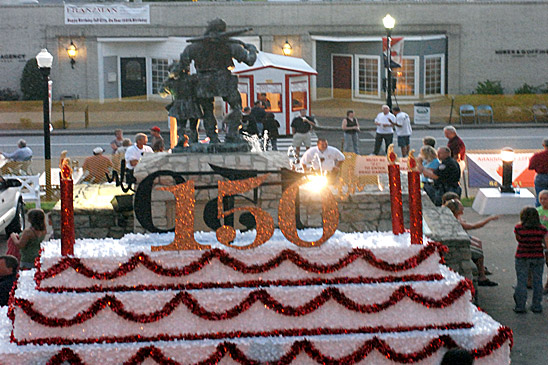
[
  {"xmin": 150, "ymin": 126, "xmax": 165, "ymax": 152},
  {"xmin": 82, "ymin": 147, "xmax": 113, "ymax": 184}
]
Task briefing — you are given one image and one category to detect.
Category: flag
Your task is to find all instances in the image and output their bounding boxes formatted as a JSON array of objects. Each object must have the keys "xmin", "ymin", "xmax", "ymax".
[{"xmin": 382, "ymin": 37, "xmax": 404, "ymax": 68}]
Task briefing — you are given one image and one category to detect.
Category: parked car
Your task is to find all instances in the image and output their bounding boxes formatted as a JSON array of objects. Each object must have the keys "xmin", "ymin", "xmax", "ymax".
[{"xmin": 0, "ymin": 176, "xmax": 25, "ymax": 236}]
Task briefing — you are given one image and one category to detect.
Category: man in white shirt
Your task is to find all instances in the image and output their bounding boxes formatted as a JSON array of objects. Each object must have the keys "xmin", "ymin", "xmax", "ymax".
[
  {"xmin": 392, "ymin": 106, "xmax": 412, "ymax": 157},
  {"xmin": 373, "ymin": 105, "xmax": 395, "ymax": 155},
  {"xmin": 301, "ymin": 138, "xmax": 345, "ymax": 173},
  {"xmin": 125, "ymin": 133, "xmax": 153, "ymax": 171}
]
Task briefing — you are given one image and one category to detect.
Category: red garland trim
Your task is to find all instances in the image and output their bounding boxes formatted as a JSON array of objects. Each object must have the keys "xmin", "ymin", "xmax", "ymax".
[
  {"xmin": 46, "ymin": 348, "xmax": 85, "ymax": 365},
  {"xmin": 13, "ymin": 280, "xmax": 473, "ymax": 327},
  {"xmin": 38, "ymin": 326, "xmax": 511, "ymax": 365},
  {"xmin": 35, "ymin": 241, "xmax": 447, "ymax": 285},
  {"xmin": 36, "ymin": 274, "xmax": 444, "ymax": 293},
  {"xmin": 12, "ymin": 322, "xmax": 473, "ymax": 346}
]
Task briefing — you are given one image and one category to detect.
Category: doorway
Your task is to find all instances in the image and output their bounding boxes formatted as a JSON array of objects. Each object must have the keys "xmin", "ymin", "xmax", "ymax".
[
  {"xmin": 332, "ymin": 55, "xmax": 352, "ymax": 98},
  {"xmin": 121, "ymin": 57, "xmax": 146, "ymax": 98}
]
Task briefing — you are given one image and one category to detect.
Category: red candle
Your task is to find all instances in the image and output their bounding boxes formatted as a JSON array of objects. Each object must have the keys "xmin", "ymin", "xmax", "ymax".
[
  {"xmin": 407, "ymin": 151, "xmax": 423, "ymax": 244},
  {"xmin": 387, "ymin": 145, "xmax": 404, "ymax": 235},
  {"xmin": 60, "ymin": 158, "xmax": 74, "ymax": 255}
]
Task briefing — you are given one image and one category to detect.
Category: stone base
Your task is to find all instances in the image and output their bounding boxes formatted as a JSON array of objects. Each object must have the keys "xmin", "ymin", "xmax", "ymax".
[{"xmin": 51, "ymin": 184, "xmax": 134, "ymax": 239}]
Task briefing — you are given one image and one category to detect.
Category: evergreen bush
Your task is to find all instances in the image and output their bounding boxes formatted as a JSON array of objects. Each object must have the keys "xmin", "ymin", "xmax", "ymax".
[
  {"xmin": 474, "ymin": 80, "xmax": 504, "ymax": 95},
  {"xmin": 20, "ymin": 58, "xmax": 46, "ymax": 100}
]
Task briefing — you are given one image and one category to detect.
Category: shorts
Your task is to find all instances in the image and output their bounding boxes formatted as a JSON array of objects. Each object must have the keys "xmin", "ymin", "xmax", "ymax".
[
  {"xmin": 397, "ymin": 135, "xmax": 410, "ymax": 147},
  {"xmin": 292, "ymin": 132, "xmax": 311, "ymax": 148}
]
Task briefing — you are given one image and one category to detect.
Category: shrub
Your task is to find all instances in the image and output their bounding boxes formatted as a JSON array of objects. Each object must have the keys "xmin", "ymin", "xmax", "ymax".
[
  {"xmin": 52, "ymin": 119, "xmax": 69, "ymax": 129},
  {"xmin": 514, "ymin": 83, "xmax": 540, "ymax": 94},
  {"xmin": 475, "ymin": 80, "xmax": 504, "ymax": 95},
  {"xmin": 20, "ymin": 58, "xmax": 46, "ymax": 101},
  {"xmin": 0, "ymin": 88, "xmax": 20, "ymax": 101},
  {"xmin": 19, "ymin": 118, "xmax": 34, "ymax": 129}
]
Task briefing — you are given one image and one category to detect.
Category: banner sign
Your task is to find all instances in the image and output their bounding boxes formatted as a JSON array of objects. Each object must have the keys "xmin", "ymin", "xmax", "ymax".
[
  {"xmin": 65, "ymin": 5, "xmax": 150, "ymax": 25},
  {"xmin": 382, "ymin": 37, "xmax": 404, "ymax": 68},
  {"xmin": 354, "ymin": 155, "xmax": 408, "ymax": 175},
  {"xmin": 467, "ymin": 153, "xmax": 534, "ymax": 188}
]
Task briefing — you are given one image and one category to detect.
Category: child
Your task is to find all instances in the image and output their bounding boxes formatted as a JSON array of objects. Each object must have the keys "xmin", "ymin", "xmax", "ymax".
[
  {"xmin": 10, "ymin": 209, "xmax": 47, "ymax": 269},
  {"xmin": 513, "ymin": 207, "xmax": 548, "ymax": 313},
  {"xmin": 444, "ymin": 199, "xmax": 499, "ymax": 286},
  {"xmin": 537, "ymin": 190, "xmax": 548, "ymax": 292}
]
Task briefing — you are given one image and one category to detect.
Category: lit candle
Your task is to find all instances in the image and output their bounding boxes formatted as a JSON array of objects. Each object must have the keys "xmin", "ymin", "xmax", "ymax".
[
  {"xmin": 59, "ymin": 153, "xmax": 74, "ymax": 255},
  {"xmin": 407, "ymin": 150, "xmax": 423, "ymax": 244},
  {"xmin": 387, "ymin": 144, "xmax": 404, "ymax": 235}
]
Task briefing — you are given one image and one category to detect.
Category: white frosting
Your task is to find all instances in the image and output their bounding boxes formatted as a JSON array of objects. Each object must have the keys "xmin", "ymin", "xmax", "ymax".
[
  {"xmin": 0, "ymin": 307, "xmax": 511, "ymax": 365},
  {"xmin": 13, "ymin": 267, "xmax": 473, "ymax": 343},
  {"xmin": 38, "ymin": 230, "xmax": 444, "ymax": 291}
]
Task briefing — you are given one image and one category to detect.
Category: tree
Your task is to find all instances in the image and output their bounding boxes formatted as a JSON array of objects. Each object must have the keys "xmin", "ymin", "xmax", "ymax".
[{"xmin": 20, "ymin": 58, "xmax": 46, "ymax": 100}]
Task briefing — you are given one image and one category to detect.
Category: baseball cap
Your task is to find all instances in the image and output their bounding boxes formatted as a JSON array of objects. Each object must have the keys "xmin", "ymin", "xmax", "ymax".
[
  {"xmin": 93, "ymin": 147, "xmax": 104, "ymax": 154},
  {"xmin": 150, "ymin": 126, "xmax": 161, "ymax": 133}
]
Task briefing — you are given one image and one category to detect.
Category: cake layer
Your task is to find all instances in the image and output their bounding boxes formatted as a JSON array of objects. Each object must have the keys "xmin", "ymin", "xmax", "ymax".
[
  {"xmin": 0, "ymin": 306, "xmax": 512, "ymax": 365},
  {"xmin": 36, "ymin": 230, "xmax": 446, "ymax": 292},
  {"xmin": 12, "ymin": 267, "xmax": 473, "ymax": 345}
]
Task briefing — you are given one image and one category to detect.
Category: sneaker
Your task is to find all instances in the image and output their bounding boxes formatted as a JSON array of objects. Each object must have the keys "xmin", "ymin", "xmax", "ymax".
[
  {"xmin": 484, "ymin": 268, "xmax": 493, "ymax": 276},
  {"xmin": 513, "ymin": 308, "xmax": 527, "ymax": 314},
  {"xmin": 478, "ymin": 279, "xmax": 498, "ymax": 287},
  {"xmin": 531, "ymin": 307, "xmax": 543, "ymax": 314}
]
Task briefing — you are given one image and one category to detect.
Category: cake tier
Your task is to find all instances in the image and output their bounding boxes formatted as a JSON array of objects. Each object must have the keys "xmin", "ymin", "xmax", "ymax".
[
  {"xmin": 0, "ymin": 306, "xmax": 512, "ymax": 365},
  {"xmin": 11, "ymin": 267, "xmax": 473, "ymax": 345},
  {"xmin": 36, "ymin": 230, "xmax": 446, "ymax": 292}
]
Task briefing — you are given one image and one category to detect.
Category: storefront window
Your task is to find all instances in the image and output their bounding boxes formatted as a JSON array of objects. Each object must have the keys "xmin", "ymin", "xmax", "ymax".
[
  {"xmin": 256, "ymin": 83, "xmax": 282, "ymax": 113},
  {"xmin": 291, "ymin": 81, "xmax": 308, "ymax": 112},
  {"xmin": 357, "ymin": 56, "xmax": 379, "ymax": 96},
  {"xmin": 152, "ymin": 58, "xmax": 172, "ymax": 94},
  {"xmin": 238, "ymin": 83, "xmax": 249, "ymax": 109},
  {"xmin": 425, "ymin": 55, "xmax": 444, "ymax": 95},
  {"xmin": 394, "ymin": 57, "xmax": 417, "ymax": 96}
]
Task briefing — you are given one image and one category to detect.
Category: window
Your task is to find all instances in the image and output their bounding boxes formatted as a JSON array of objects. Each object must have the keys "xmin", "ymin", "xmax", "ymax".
[
  {"xmin": 393, "ymin": 57, "xmax": 417, "ymax": 96},
  {"xmin": 356, "ymin": 56, "xmax": 379, "ymax": 96},
  {"xmin": 290, "ymin": 81, "xmax": 308, "ymax": 112},
  {"xmin": 425, "ymin": 55, "xmax": 444, "ymax": 95},
  {"xmin": 256, "ymin": 83, "xmax": 282, "ymax": 113},
  {"xmin": 151, "ymin": 58, "xmax": 171, "ymax": 95},
  {"xmin": 238, "ymin": 83, "xmax": 249, "ymax": 109}
]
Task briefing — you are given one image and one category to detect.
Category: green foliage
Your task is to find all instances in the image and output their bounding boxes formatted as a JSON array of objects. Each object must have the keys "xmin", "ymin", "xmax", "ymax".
[
  {"xmin": 20, "ymin": 58, "xmax": 46, "ymax": 101},
  {"xmin": 475, "ymin": 80, "xmax": 504, "ymax": 95},
  {"xmin": 515, "ymin": 83, "xmax": 541, "ymax": 94},
  {"xmin": 0, "ymin": 88, "xmax": 20, "ymax": 101}
]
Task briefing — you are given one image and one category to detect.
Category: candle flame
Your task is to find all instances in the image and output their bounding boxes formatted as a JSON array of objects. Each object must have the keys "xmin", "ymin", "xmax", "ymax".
[
  {"xmin": 59, "ymin": 151, "xmax": 73, "ymax": 180},
  {"xmin": 407, "ymin": 150, "xmax": 418, "ymax": 171},
  {"xmin": 387, "ymin": 144, "xmax": 398, "ymax": 165}
]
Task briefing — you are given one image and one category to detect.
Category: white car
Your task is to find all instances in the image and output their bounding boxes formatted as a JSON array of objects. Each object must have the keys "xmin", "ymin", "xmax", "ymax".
[{"xmin": 0, "ymin": 176, "xmax": 25, "ymax": 236}]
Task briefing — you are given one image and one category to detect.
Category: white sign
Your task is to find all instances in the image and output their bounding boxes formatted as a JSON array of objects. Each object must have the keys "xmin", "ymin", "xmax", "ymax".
[
  {"xmin": 413, "ymin": 105, "xmax": 431, "ymax": 125},
  {"xmin": 65, "ymin": 4, "xmax": 150, "ymax": 25},
  {"xmin": 354, "ymin": 155, "xmax": 409, "ymax": 175}
]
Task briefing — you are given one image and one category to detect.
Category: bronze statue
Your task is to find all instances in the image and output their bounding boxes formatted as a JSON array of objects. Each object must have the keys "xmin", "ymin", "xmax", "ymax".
[{"xmin": 177, "ymin": 18, "xmax": 258, "ymax": 144}]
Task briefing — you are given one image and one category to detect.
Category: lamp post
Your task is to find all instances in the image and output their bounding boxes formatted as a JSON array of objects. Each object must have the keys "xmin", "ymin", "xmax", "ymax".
[
  {"xmin": 383, "ymin": 14, "xmax": 395, "ymax": 110},
  {"xmin": 282, "ymin": 39, "xmax": 292, "ymax": 56},
  {"xmin": 500, "ymin": 147, "xmax": 515, "ymax": 194},
  {"xmin": 36, "ymin": 48, "xmax": 53, "ymax": 199}
]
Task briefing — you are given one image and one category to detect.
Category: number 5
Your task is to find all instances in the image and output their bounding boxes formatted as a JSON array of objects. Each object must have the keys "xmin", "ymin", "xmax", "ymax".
[{"xmin": 216, "ymin": 175, "xmax": 275, "ymax": 249}]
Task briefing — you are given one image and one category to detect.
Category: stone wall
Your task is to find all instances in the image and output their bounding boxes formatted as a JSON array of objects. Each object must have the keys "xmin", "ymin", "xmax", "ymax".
[{"xmin": 51, "ymin": 184, "xmax": 134, "ymax": 239}]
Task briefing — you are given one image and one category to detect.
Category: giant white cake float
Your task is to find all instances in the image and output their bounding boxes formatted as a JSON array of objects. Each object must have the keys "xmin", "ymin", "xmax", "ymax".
[
  {"xmin": 0, "ymin": 229, "xmax": 512, "ymax": 364},
  {"xmin": 0, "ymin": 168, "xmax": 512, "ymax": 364}
]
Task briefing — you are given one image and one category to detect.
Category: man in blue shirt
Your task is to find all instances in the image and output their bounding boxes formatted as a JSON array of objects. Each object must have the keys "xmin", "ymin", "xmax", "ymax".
[
  {"xmin": 1, "ymin": 139, "xmax": 33, "ymax": 175},
  {"xmin": 1, "ymin": 139, "xmax": 33, "ymax": 162}
]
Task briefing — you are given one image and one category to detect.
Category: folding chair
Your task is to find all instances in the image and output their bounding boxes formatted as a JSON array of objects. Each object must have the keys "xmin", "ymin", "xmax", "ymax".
[
  {"xmin": 532, "ymin": 104, "xmax": 548, "ymax": 123},
  {"xmin": 459, "ymin": 104, "xmax": 476, "ymax": 124},
  {"xmin": 476, "ymin": 105, "xmax": 494, "ymax": 124}
]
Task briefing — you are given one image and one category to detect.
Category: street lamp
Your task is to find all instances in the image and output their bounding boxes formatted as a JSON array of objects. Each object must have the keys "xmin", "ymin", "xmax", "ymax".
[
  {"xmin": 282, "ymin": 39, "xmax": 292, "ymax": 56},
  {"xmin": 36, "ymin": 48, "xmax": 53, "ymax": 199},
  {"xmin": 383, "ymin": 14, "xmax": 395, "ymax": 110},
  {"xmin": 500, "ymin": 147, "xmax": 515, "ymax": 193}
]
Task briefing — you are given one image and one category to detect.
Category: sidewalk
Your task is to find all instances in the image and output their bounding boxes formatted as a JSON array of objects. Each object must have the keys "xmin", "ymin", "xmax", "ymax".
[{"xmin": 462, "ymin": 206, "xmax": 548, "ymax": 364}]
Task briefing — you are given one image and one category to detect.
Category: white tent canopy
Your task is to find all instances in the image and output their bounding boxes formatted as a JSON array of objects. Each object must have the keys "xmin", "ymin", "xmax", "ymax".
[{"xmin": 233, "ymin": 51, "xmax": 317, "ymax": 75}]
